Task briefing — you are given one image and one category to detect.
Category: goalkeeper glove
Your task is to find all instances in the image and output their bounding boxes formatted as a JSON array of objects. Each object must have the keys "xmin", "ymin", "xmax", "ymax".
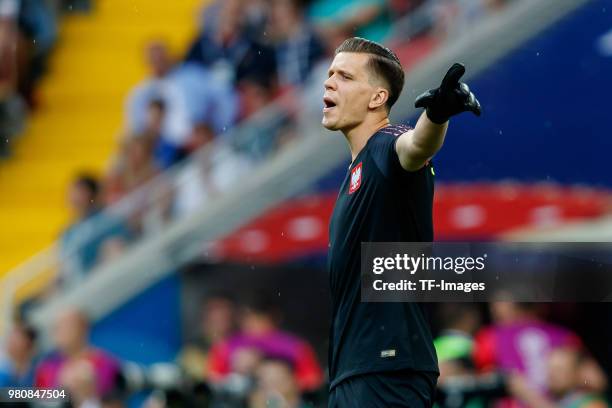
[{"xmin": 415, "ymin": 63, "xmax": 482, "ymax": 124}]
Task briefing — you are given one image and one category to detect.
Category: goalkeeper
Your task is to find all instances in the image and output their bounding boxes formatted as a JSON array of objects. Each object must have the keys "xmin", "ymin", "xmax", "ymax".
[{"xmin": 322, "ymin": 37, "xmax": 481, "ymax": 407}]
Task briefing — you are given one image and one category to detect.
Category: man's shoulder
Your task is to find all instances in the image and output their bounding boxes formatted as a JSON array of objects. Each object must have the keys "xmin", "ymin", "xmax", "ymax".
[
  {"xmin": 86, "ymin": 347, "xmax": 120, "ymax": 367},
  {"xmin": 376, "ymin": 123, "xmax": 413, "ymax": 138},
  {"xmin": 367, "ymin": 123, "xmax": 413, "ymax": 153},
  {"xmin": 36, "ymin": 351, "xmax": 64, "ymax": 370},
  {"xmin": 365, "ymin": 124, "xmax": 413, "ymax": 176}
]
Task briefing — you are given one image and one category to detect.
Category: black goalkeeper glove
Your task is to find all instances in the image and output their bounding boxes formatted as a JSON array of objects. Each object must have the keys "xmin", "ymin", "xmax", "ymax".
[{"xmin": 414, "ymin": 63, "xmax": 481, "ymax": 124}]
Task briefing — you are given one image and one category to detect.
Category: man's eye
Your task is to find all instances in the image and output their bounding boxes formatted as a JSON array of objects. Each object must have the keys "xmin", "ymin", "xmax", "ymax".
[{"xmin": 342, "ymin": 74, "xmax": 350, "ymax": 79}]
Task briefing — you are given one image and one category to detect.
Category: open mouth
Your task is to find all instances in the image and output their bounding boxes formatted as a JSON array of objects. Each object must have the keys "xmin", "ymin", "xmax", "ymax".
[{"xmin": 323, "ymin": 96, "xmax": 337, "ymax": 112}]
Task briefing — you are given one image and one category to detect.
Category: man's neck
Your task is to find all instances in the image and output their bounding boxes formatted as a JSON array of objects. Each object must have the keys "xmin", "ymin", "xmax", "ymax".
[
  {"xmin": 343, "ymin": 115, "xmax": 390, "ymax": 163},
  {"xmin": 64, "ymin": 344, "xmax": 88, "ymax": 359}
]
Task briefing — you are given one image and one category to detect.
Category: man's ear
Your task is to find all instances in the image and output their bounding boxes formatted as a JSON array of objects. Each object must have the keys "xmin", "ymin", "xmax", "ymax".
[{"xmin": 369, "ymin": 87, "xmax": 389, "ymax": 110}]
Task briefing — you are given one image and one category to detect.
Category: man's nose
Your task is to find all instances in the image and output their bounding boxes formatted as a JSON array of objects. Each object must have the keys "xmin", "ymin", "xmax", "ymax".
[{"xmin": 324, "ymin": 76, "xmax": 336, "ymax": 91}]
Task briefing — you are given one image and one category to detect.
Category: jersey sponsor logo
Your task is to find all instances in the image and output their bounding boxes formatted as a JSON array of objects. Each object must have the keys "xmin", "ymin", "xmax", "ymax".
[
  {"xmin": 349, "ymin": 162, "xmax": 362, "ymax": 194},
  {"xmin": 381, "ymin": 349, "xmax": 396, "ymax": 358}
]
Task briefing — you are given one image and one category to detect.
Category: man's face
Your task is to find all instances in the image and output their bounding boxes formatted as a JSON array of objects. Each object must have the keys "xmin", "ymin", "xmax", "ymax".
[
  {"xmin": 68, "ymin": 182, "xmax": 93, "ymax": 215},
  {"xmin": 146, "ymin": 42, "xmax": 171, "ymax": 78},
  {"xmin": 547, "ymin": 348, "xmax": 579, "ymax": 397},
  {"xmin": 7, "ymin": 326, "xmax": 32, "ymax": 359},
  {"xmin": 256, "ymin": 360, "xmax": 298, "ymax": 399},
  {"xmin": 53, "ymin": 310, "xmax": 87, "ymax": 355},
  {"xmin": 322, "ymin": 52, "xmax": 379, "ymax": 132},
  {"xmin": 202, "ymin": 298, "xmax": 234, "ymax": 340},
  {"xmin": 268, "ymin": 0, "xmax": 298, "ymax": 39}
]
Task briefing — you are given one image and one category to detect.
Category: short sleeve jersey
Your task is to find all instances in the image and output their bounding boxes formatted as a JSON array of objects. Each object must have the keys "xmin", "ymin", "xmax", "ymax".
[{"xmin": 327, "ymin": 124, "xmax": 439, "ymax": 389}]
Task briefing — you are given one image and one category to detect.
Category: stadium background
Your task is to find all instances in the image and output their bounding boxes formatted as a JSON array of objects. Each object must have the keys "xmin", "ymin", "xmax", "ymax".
[{"xmin": 0, "ymin": 0, "xmax": 611, "ymax": 406}]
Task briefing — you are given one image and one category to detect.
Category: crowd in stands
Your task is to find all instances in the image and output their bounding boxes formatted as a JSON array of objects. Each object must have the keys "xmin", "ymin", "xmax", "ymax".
[
  {"xmin": 2, "ymin": 298, "xmax": 609, "ymax": 407},
  {"xmin": 433, "ymin": 302, "xmax": 609, "ymax": 408},
  {"xmin": 50, "ymin": 0, "xmax": 517, "ymax": 286},
  {"xmin": 0, "ymin": 309, "xmax": 124, "ymax": 408},
  {"xmin": 0, "ymin": 0, "xmax": 94, "ymax": 158},
  {"xmin": 0, "ymin": 0, "xmax": 62, "ymax": 157}
]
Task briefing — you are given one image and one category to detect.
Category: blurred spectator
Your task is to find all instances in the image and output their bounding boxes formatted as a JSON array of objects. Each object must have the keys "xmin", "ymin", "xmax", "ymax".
[
  {"xmin": 125, "ymin": 42, "xmax": 190, "ymax": 165},
  {"xmin": 434, "ymin": 303, "xmax": 481, "ymax": 384},
  {"xmin": 308, "ymin": 0, "xmax": 393, "ymax": 45},
  {"xmin": 0, "ymin": 94, "xmax": 25, "ymax": 159},
  {"xmin": 388, "ymin": 0, "xmax": 428, "ymax": 18},
  {"xmin": 173, "ymin": 144, "xmax": 252, "ymax": 217},
  {"xmin": 473, "ymin": 301, "xmax": 584, "ymax": 407},
  {"xmin": 207, "ymin": 294, "xmax": 323, "ymax": 392},
  {"xmin": 579, "ymin": 356, "xmax": 609, "ymax": 396},
  {"xmin": 508, "ymin": 347, "xmax": 609, "ymax": 408},
  {"xmin": 144, "ymin": 98, "xmax": 221, "ymax": 169},
  {"xmin": 35, "ymin": 308, "xmax": 123, "ymax": 399},
  {"xmin": 185, "ymin": 121, "xmax": 216, "ymax": 154},
  {"xmin": 105, "ymin": 135, "xmax": 160, "ymax": 203},
  {"xmin": 6, "ymin": 0, "xmax": 58, "ymax": 106},
  {"xmin": 233, "ymin": 73, "xmax": 296, "ymax": 159},
  {"xmin": 433, "ymin": 304, "xmax": 493, "ymax": 408},
  {"xmin": 237, "ymin": 73, "xmax": 278, "ymax": 120},
  {"xmin": 126, "ymin": 41, "xmax": 237, "ymax": 168},
  {"xmin": 249, "ymin": 358, "xmax": 310, "ymax": 408},
  {"xmin": 546, "ymin": 348, "xmax": 609, "ymax": 407},
  {"xmin": 142, "ymin": 98, "xmax": 217, "ymax": 169},
  {"xmin": 104, "ymin": 133, "xmax": 176, "ymax": 236},
  {"xmin": 197, "ymin": 0, "xmax": 268, "ymax": 40},
  {"xmin": 169, "ymin": 61, "xmax": 238, "ymax": 140},
  {"xmin": 184, "ymin": 0, "xmax": 277, "ymax": 87},
  {"xmin": 178, "ymin": 293, "xmax": 238, "ymax": 381},
  {"xmin": 172, "ymin": 154, "xmax": 216, "ymax": 218},
  {"xmin": 144, "ymin": 99, "xmax": 165, "ymax": 136},
  {"xmin": 59, "ymin": 357, "xmax": 103, "ymax": 407},
  {"xmin": 430, "ymin": 0, "xmax": 510, "ymax": 40},
  {"xmin": 0, "ymin": 321, "xmax": 38, "ymax": 387},
  {"xmin": 59, "ymin": 174, "xmax": 131, "ymax": 285},
  {"xmin": 0, "ymin": 0, "xmax": 18, "ymax": 86},
  {"xmin": 19, "ymin": 0, "xmax": 57, "ymax": 94},
  {"xmin": 141, "ymin": 99, "xmax": 182, "ymax": 171},
  {"xmin": 266, "ymin": 0, "xmax": 326, "ymax": 88},
  {"xmin": 0, "ymin": 0, "xmax": 26, "ymax": 158}
]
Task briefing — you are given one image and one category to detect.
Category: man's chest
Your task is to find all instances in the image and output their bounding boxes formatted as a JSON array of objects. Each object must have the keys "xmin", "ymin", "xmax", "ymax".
[{"xmin": 329, "ymin": 157, "xmax": 391, "ymax": 243}]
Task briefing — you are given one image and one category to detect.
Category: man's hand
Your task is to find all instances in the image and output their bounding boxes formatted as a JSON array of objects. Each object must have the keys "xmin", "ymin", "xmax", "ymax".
[{"xmin": 415, "ymin": 63, "xmax": 481, "ymax": 124}]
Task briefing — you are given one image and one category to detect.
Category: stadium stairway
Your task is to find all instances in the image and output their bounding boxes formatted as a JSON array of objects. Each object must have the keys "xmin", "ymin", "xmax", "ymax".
[{"xmin": 0, "ymin": 0, "xmax": 202, "ymax": 275}]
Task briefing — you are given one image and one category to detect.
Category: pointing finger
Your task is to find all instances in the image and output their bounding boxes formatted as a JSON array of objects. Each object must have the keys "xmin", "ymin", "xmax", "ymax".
[{"xmin": 441, "ymin": 63, "xmax": 466, "ymax": 91}]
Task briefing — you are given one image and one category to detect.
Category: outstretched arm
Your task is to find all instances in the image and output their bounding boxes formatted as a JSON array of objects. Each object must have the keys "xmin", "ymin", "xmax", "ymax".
[
  {"xmin": 395, "ymin": 63, "xmax": 481, "ymax": 171},
  {"xmin": 395, "ymin": 112, "xmax": 448, "ymax": 171}
]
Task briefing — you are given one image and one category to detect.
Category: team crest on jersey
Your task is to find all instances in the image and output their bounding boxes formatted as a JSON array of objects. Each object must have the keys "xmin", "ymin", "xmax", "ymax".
[{"xmin": 349, "ymin": 162, "xmax": 362, "ymax": 194}]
